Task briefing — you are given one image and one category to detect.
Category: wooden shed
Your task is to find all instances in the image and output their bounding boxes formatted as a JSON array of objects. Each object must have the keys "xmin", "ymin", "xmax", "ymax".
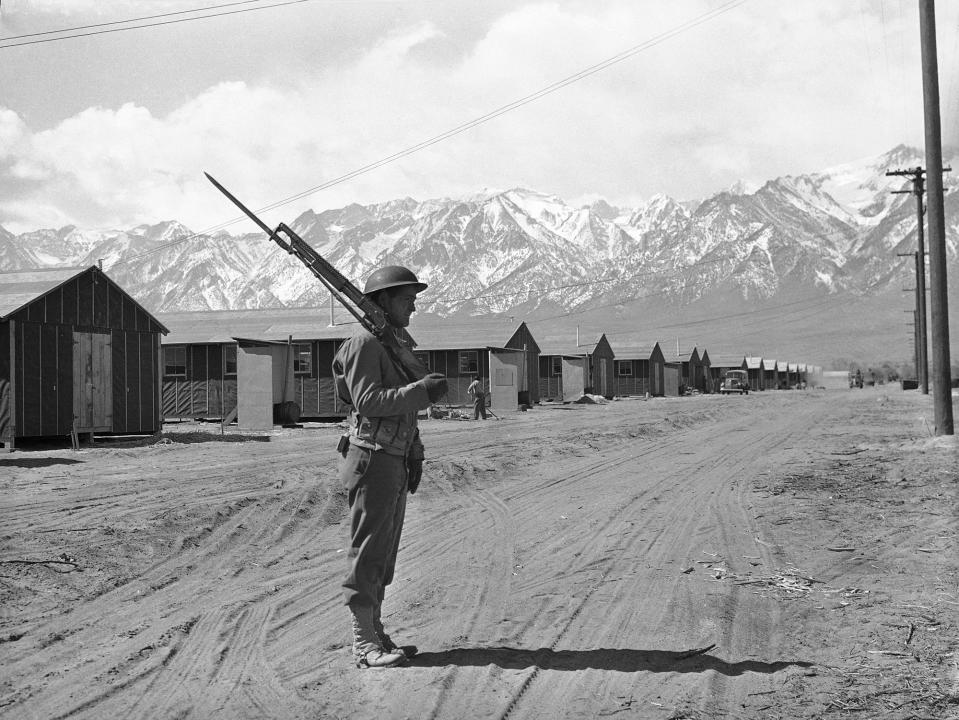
[
  {"xmin": 762, "ymin": 357, "xmax": 780, "ymax": 390},
  {"xmin": 708, "ymin": 354, "xmax": 747, "ymax": 392},
  {"xmin": 745, "ymin": 357, "xmax": 765, "ymax": 391},
  {"xmin": 0, "ymin": 266, "xmax": 167, "ymax": 448},
  {"xmin": 668, "ymin": 347, "xmax": 708, "ymax": 394},
  {"xmin": 534, "ymin": 333, "xmax": 616, "ymax": 401},
  {"xmin": 776, "ymin": 360, "xmax": 791, "ymax": 389},
  {"xmin": 608, "ymin": 341, "xmax": 665, "ymax": 397},
  {"xmin": 157, "ymin": 307, "xmax": 354, "ymax": 422},
  {"xmin": 699, "ymin": 348, "xmax": 713, "ymax": 393},
  {"xmin": 406, "ymin": 316, "xmax": 540, "ymax": 410}
]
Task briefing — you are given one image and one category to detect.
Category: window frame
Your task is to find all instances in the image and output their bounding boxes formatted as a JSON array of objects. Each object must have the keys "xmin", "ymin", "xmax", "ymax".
[
  {"xmin": 458, "ymin": 350, "xmax": 478, "ymax": 375},
  {"xmin": 223, "ymin": 344, "xmax": 237, "ymax": 377},
  {"xmin": 551, "ymin": 356, "xmax": 562, "ymax": 376},
  {"xmin": 616, "ymin": 360, "xmax": 633, "ymax": 377},
  {"xmin": 164, "ymin": 345, "xmax": 187, "ymax": 378},
  {"xmin": 293, "ymin": 342, "xmax": 313, "ymax": 376}
]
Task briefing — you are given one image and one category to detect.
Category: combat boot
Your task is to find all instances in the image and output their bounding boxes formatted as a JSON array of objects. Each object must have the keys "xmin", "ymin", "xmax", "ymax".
[
  {"xmin": 373, "ymin": 603, "xmax": 417, "ymax": 658},
  {"xmin": 350, "ymin": 605, "xmax": 406, "ymax": 669}
]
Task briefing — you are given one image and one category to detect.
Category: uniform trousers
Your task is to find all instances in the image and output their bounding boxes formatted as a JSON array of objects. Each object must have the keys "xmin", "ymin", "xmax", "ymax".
[{"xmin": 341, "ymin": 444, "xmax": 408, "ymax": 608}]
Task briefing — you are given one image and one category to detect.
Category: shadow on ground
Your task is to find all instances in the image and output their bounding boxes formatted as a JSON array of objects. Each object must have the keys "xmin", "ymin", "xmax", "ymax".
[
  {"xmin": 0, "ymin": 457, "xmax": 84, "ymax": 468},
  {"xmin": 410, "ymin": 646, "xmax": 814, "ymax": 676}
]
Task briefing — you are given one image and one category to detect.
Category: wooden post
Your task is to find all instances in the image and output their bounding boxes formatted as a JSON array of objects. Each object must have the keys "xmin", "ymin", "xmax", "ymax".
[{"xmin": 918, "ymin": 0, "xmax": 954, "ymax": 434}]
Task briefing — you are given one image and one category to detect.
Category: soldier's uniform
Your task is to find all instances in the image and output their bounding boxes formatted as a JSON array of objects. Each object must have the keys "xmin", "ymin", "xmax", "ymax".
[
  {"xmin": 331, "ymin": 266, "xmax": 445, "ymax": 669},
  {"xmin": 334, "ymin": 327, "xmax": 429, "ymax": 607}
]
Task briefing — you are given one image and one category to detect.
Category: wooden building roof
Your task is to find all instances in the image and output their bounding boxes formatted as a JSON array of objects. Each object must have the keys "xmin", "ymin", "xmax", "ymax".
[
  {"xmin": 407, "ymin": 316, "xmax": 538, "ymax": 352},
  {"xmin": 745, "ymin": 357, "xmax": 764, "ymax": 370},
  {"xmin": 667, "ymin": 347, "xmax": 700, "ymax": 364},
  {"xmin": 0, "ymin": 266, "xmax": 167, "ymax": 333},
  {"xmin": 159, "ymin": 308, "xmax": 540, "ymax": 354},
  {"xmin": 708, "ymin": 354, "xmax": 746, "ymax": 369},
  {"xmin": 0, "ymin": 268, "xmax": 87, "ymax": 318},
  {"xmin": 158, "ymin": 307, "xmax": 357, "ymax": 344},
  {"xmin": 608, "ymin": 341, "xmax": 661, "ymax": 361},
  {"xmin": 535, "ymin": 333, "xmax": 608, "ymax": 357}
]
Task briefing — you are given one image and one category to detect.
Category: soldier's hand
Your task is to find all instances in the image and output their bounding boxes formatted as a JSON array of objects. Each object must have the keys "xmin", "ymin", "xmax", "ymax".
[
  {"xmin": 421, "ymin": 373, "xmax": 448, "ymax": 403},
  {"xmin": 407, "ymin": 458, "xmax": 423, "ymax": 494}
]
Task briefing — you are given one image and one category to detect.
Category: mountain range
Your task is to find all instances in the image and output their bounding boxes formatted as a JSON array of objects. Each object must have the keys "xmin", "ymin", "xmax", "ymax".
[{"xmin": 2, "ymin": 144, "xmax": 957, "ymax": 368}]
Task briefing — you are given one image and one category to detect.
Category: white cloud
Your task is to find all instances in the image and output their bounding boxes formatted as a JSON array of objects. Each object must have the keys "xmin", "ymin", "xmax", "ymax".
[{"xmin": 1, "ymin": 0, "xmax": 957, "ymax": 233}]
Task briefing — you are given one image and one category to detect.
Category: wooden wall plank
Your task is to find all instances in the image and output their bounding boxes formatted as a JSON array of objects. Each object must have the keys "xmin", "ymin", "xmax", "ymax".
[
  {"xmin": 108, "ymin": 283, "xmax": 124, "ymax": 328},
  {"xmin": 139, "ymin": 333, "xmax": 155, "ymax": 431},
  {"xmin": 93, "ymin": 272, "xmax": 108, "ymax": 328},
  {"xmin": 57, "ymin": 326, "xmax": 72, "ymax": 434},
  {"xmin": 18, "ymin": 322, "xmax": 42, "ymax": 436},
  {"xmin": 40, "ymin": 324, "xmax": 60, "ymax": 435},
  {"xmin": 112, "ymin": 330, "xmax": 128, "ymax": 433},
  {"xmin": 0, "ymin": 321, "xmax": 10, "ymax": 439},
  {"xmin": 76, "ymin": 272, "xmax": 94, "ymax": 328}
]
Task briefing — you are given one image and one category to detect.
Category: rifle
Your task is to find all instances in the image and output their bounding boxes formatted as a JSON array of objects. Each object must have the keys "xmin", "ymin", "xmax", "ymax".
[{"xmin": 204, "ymin": 173, "xmax": 431, "ymax": 383}]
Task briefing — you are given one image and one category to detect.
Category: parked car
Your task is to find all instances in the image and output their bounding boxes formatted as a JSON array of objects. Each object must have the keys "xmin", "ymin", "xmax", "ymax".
[{"xmin": 720, "ymin": 369, "xmax": 750, "ymax": 394}]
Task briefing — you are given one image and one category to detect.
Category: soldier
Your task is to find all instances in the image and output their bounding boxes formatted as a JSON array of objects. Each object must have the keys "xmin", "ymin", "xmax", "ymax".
[{"xmin": 332, "ymin": 265, "xmax": 448, "ymax": 669}]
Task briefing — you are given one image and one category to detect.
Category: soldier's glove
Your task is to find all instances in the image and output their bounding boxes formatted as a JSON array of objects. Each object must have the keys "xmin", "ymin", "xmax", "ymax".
[
  {"xmin": 421, "ymin": 373, "xmax": 448, "ymax": 403},
  {"xmin": 407, "ymin": 458, "xmax": 423, "ymax": 494},
  {"xmin": 407, "ymin": 441, "xmax": 425, "ymax": 494}
]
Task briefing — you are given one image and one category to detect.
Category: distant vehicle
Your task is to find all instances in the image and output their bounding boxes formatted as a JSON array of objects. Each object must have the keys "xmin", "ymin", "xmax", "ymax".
[{"xmin": 720, "ymin": 369, "xmax": 750, "ymax": 395}]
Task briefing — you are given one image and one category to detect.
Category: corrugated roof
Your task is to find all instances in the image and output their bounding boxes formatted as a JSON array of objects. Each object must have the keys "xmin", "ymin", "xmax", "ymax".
[{"xmin": 0, "ymin": 267, "xmax": 87, "ymax": 318}]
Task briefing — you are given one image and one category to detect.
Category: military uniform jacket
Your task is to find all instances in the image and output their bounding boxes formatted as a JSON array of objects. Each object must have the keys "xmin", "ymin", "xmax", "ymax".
[{"xmin": 332, "ymin": 326, "xmax": 430, "ymax": 457}]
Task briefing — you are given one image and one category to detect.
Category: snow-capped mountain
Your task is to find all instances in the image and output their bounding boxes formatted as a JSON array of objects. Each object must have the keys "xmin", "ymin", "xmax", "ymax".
[{"xmin": 1, "ymin": 145, "xmax": 957, "ymax": 362}]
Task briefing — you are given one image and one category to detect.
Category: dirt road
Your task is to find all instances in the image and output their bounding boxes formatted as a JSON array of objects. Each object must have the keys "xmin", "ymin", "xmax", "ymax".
[{"xmin": 1, "ymin": 389, "xmax": 957, "ymax": 719}]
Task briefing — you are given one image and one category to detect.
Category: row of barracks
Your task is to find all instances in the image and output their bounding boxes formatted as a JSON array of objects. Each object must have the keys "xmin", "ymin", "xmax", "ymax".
[{"xmin": 0, "ymin": 266, "xmax": 821, "ymax": 446}]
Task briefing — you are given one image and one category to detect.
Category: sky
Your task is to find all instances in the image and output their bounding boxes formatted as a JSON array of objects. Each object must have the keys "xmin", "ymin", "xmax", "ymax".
[{"xmin": 0, "ymin": 0, "xmax": 957, "ymax": 235}]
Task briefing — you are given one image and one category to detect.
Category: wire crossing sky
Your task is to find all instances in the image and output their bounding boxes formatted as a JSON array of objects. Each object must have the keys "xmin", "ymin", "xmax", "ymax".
[{"xmin": 0, "ymin": 0, "xmax": 957, "ymax": 233}]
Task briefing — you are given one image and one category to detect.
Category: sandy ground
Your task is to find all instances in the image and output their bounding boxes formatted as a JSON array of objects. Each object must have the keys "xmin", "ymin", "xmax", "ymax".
[{"xmin": 1, "ymin": 388, "xmax": 957, "ymax": 720}]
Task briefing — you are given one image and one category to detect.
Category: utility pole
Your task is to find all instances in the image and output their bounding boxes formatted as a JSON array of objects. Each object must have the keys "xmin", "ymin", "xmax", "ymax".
[
  {"xmin": 918, "ymin": 0, "xmax": 953, "ymax": 435},
  {"xmin": 888, "ymin": 171, "xmax": 928, "ymax": 393}
]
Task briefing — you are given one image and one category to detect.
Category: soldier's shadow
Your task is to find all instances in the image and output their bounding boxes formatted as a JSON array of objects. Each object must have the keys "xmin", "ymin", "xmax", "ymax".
[{"xmin": 409, "ymin": 646, "xmax": 813, "ymax": 676}]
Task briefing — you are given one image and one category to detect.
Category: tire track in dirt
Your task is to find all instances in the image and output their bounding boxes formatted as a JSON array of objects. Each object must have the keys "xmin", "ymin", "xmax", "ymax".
[
  {"xmin": 3, "ymin": 453, "xmax": 347, "ymax": 720},
  {"xmin": 493, "ymin": 400, "xmax": 822, "ymax": 719},
  {"xmin": 404, "ymin": 420, "xmax": 706, "ymax": 718},
  {"xmin": 407, "ymin": 398, "xmax": 819, "ymax": 720}
]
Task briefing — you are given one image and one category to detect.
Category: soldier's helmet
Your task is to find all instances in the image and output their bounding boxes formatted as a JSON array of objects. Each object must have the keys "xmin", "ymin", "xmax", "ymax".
[{"xmin": 363, "ymin": 265, "xmax": 427, "ymax": 295}]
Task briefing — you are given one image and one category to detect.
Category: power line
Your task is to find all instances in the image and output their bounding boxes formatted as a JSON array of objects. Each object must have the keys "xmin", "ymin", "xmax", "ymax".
[
  {"xmin": 108, "ymin": 0, "xmax": 749, "ymax": 267},
  {"xmin": 0, "ymin": 0, "xmax": 267, "ymax": 41},
  {"xmin": 0, "ymin": 0, "xmax": 315, "ymax": 49},
  {"xmin": 251, "ymin": 0, "xmax": 749, "ymax": 217}
]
